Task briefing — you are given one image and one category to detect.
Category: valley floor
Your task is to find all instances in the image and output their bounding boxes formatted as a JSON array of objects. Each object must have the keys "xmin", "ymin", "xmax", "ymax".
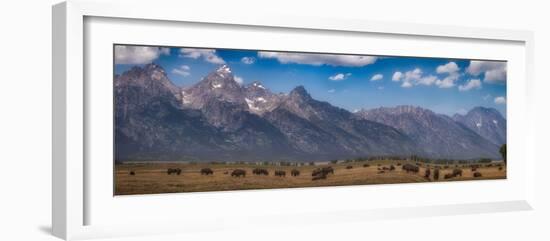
[{"xmin": 114, "ymin": 160, "xmax": 506, "ymax": 195}]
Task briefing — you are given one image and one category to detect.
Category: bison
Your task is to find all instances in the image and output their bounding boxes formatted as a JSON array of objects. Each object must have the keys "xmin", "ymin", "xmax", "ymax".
[
  {"xmin": 200, "ymin": 168, "xmax": 213, "ymax": 175},
  {"xmin": 363, "ymin": 164, "xmax": 370, "ymax": 168},
  {"xmin": 473, "ymin": 172, "xmax": 482, "ymax": 178},
  {"xmin": 291, "ymin": 169, "xmax": 300, "ymax": 176},
  {"xmin": 452, "ymin": 168, "xmax": 463, "ymax": 177},
  {"xmin": 167, "ymin": 168, "xmax": 182, "ymax": 175},
  {"xmin": 498, "ymin": 167, "xmax": 503, "ymax": 171},
  {"xmin": 312, "ymin": 173, "xmax": 327, "ymax": 181},
  {"xmin": 129, "ymin": 171, "xmax": 135, "ymax": 176},
  {"xmin": 390, "ymin": 165, "xmax": 395, "ymax": 171},
  {"xmin": 231, "ymin": 169, "xmax": 246, "ymax": 177},
  {"xmin": 253, "ymin": 168, "xmax": 269, "ymax": 176},
  {"xmin": 346, "ymin": 165, "xmax": 353, "ymax": 169},
  {"xmin": 444, "ymin": 173, "xmax": 454, "ymax": 179},
  {"xmin": 424, "ymin": 169, "xmax": 431, "ymax": 179},
  {"xmin": 274, "ymin": 170, "xmax": 286, "ymax": 177},
  {"xmin": 402, "ymin": 164, "xmax": 419, "ymax": 173},
  {"xmin": 311, "ymin": 166, "xmax": 333, "ymax": 179},
  {"xmin": 433, "ymin": 168, "xmax": 440, "ymax": 180}
]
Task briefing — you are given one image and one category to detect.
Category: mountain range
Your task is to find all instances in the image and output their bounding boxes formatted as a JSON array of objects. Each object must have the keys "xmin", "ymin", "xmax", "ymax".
[{"xmin": 115, "ymin": 64, "xmax": 506, "ymax": 162}]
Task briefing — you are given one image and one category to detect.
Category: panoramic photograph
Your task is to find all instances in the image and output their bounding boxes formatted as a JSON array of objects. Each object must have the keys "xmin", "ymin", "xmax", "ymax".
[{"xmin": 114, "ymin": 44, "xmax": 507, "ymax": 195}]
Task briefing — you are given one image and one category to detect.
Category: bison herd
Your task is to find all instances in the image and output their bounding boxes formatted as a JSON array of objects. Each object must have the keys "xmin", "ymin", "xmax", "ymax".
[{"xmin": 128, "ymin": 161, "xmax": 500, "ymax": 183}]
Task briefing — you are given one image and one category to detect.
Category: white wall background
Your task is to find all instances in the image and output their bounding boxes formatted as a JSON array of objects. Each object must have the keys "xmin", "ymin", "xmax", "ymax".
[{"xmin": 0, "ymin": 0, "xmax": 548, "ymax": 240}]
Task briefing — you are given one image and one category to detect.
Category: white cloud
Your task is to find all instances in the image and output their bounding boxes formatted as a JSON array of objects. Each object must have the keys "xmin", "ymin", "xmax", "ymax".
[
  {"xmin": 241, "ymin": 57, "xmax": 256, "ymax": 64},
  {"xmin": 466, "ymin": 61, "xmax": 507, "ymax": 84},
  {"xmin": 401, "ymin": 81, "xmax": 413, "ymax": 88},
  {"xmin": 494, "ymin": 96, "xmax": 506, "ymax": 104},
  {"xmin": 434, "ymin": 62, "xmax": 461, "ymax": 88},
  {"xmin": 179, "ymin": 48, "xmax": 225, "ymax": 64},
  {"xmin": 258, "ymin": 51, "xmax": 377, "ymax": 67},
  {"xmin": 327, "ymin": 89, "xmax": 336, "ymax": 93},
  {"xmin": 114, "ymin": 46, "xmax": 170, "ymax": 64},
  {"xmin": 404, "ymin": 68, "xmax": 423, "ymax": 82},
  {"xmin": 392, "ymin": 71, "xmax": 403, "ymax": 82},
  {"xmin": 159, "ymin": 48, "xmax": 170, "ymax": 55},
  {"xmin": 458, "ymin": 79, "xmax": 482, "ymax": 91},
  {"xmin": 393, "ymin": 67, "xmax": 458, "ymax": 89},
  {"xmin": 370, "ymin": 74, "xmax": 383, "ymax": 81},
  {"xmin": 328, "ymin": 73, "xmax": 351, "ymax": 81},
  {"xmin": 234, "ymin": 76, "xmax": 244, "ymax": 85},
  {"xmin": 483, "ymin": 94, "xmax": 492, "ymax": 101},
  {"xmin": 436, "ymin": 62, "xmax": 460, "ymax": 75},
  {"xmin": 402, "ymin": 68, "xmax": 439, "ymax": 87},
  {"xmin": 171, "ymin": 65, "xmax": 191, "ymax": 77},
  {"xmin": 377, "ymin": 86, "xmax": 385, "ymax": 90},
  {"xmin": 418, "ymin": 75, "xmax": 437, "ymax": 86},
  {"xmin": 435, "ymin": 76, "xmax": 456, "ymax": 88}
]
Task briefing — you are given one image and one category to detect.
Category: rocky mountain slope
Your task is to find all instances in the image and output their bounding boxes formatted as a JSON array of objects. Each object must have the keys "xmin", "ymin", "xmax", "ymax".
[{"xmin": 115, "ymin": 64, "xmax": 504, "ymax": 161}]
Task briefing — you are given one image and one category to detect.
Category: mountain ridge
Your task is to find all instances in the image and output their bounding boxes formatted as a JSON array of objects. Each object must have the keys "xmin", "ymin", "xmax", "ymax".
[{"xmin": 114, "ymin": 64, "xmax": 505, "ymax": 161}]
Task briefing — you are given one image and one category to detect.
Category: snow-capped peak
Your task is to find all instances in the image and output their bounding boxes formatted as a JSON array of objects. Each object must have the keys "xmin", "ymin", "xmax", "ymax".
[
  {"xmin": 217, "ymin": 64, "xmax": 232, "ymax": 74},
  {"xmin": 252, "ymin": 81, "xmax": 265, "ymax": 89}
]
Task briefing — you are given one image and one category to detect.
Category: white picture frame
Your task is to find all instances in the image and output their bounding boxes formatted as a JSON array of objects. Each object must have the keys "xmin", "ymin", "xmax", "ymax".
[{"xmin": 52, "ymin": 0, "xmax": 535, "ymax": 240}]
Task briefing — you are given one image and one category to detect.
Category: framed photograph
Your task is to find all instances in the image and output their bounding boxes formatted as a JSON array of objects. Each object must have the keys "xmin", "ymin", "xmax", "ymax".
[{"xmin": 53, "ymin": 0, "xmax": 535, "ymax": 240}]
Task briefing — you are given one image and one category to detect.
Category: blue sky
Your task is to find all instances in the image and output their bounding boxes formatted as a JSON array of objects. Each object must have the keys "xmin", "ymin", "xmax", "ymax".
[{"xmin": 114, "ymin": 45, "xmax": 507, "ymax": 116}]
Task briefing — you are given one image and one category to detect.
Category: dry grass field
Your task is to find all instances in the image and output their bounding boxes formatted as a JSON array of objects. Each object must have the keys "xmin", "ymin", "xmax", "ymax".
[{"xmin": 114, "ymin": 160, "xmax": 506, "ymax": 195}]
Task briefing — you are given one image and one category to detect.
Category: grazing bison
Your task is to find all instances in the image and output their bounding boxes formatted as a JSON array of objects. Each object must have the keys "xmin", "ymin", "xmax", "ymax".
[
  {"xmin": 346, "ymin": 165, "xmax": 353, "ymax": 169},
  {"xmin": 253, "ymin": 168, "xmax": 269, "ymax": 176},
  {"xmin": 402, "ymin": 164, "xmax": 419, "ymax": 173},
  {"xmin": 167, "ymin": 168, "xmax": 182, "ymax": 175},
  {"xmin": 312, "ymin": 166, "xmax": 334, "ymax": 176},
  {"xmin": 129, "ymin": 171, "xmax": 135, "ymax": 176},
  {"xmin": 471, "ymin": 167, "xmax": 477, "ymax": 172},
  {"xmin": 396, "ymin": 163, "xmax": 402, "ymax": 166},
  {"xmin": 223, "ymin": 171, "xmax": 229, "ymax": 175},
  {"xmin": 363, "ymin": 164, "xmax": 370, "ymax": 168},
  {"xmin": 200, "ymin": 168, "xmax": 213, "ymax": 175},
  {"xmin": 390, "ymin": 165, "xmax": 395, "ymax": 171},
  {"xmin": 312, "ymin": 173, "xmax": 327, "ymax": 181},
  {"xmin": 323, "ymin": 166, "xmax": 334, "ymax": 175},
  {"xmin": 424, "ymin": 169, "xmax": 431, "ymax": 179},
  {"xmin": 231, "ymin": 169, "xmax": 246, "ymax": 177},
  {"xmin": 274, "ymin": 170, "xmax": 286, "ymax": 177},
  {"xmin": 377, "ymin": 170, "xmax": 385, "ymax": 174},
  {"xmin": 291, "ymin": 169, "xmax": 300, "ymax": 176},
  {"xmin": 498, "ymin": 167, "xmax": 503, "ymax": 171},
  {"xmin": 452, "ymin": 168, "xmax": 463, "ymax": 177},
  {"xmin": 473, "ymin": 172, "xmax": 482, "ymax": 178},
  {"xmin": 444, "ymin": 173, "xmax": 454, "ymax": 179},
  {"xmin": 433, "ymin": 168, "xmax": 440, "ymax": 180}
]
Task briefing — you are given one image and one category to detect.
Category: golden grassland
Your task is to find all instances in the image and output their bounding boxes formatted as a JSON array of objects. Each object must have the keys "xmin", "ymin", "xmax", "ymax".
[{"xmin": 114, "ymin": 160, "xmax": 506, "ymax": 195}]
